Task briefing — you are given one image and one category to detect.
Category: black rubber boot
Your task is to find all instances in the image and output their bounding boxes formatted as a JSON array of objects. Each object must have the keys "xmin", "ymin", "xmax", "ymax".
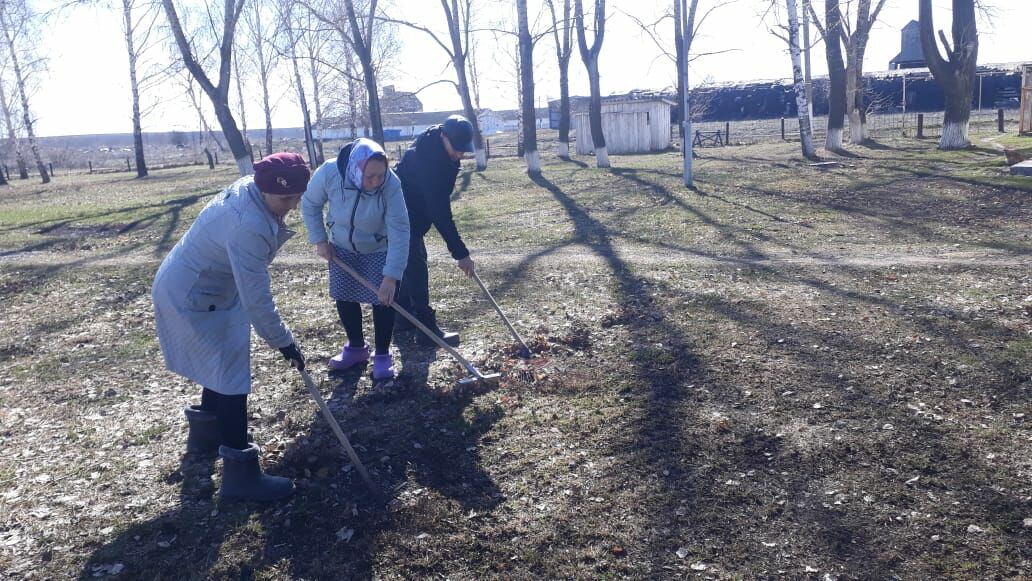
[
  {"xmin": 218, "ymin": 444, "xmax": 294, "ymax": 502},
  {"xmin": 417, "ymin": 308, "xmax": 460, "ymax": 347},
  {"xmin": 184, "ymin": 406, "xmax": 221, "ymax": 456}
]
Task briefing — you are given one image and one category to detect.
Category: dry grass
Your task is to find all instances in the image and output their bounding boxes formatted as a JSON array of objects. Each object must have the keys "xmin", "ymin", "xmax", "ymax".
[{"xmin": 0, "ymin": 130, "xmax": 1030, "ymax": 579}]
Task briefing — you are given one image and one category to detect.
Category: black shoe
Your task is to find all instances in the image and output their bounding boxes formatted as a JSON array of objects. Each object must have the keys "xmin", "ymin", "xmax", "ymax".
[
  {"xmin": 393, "ymin": 314, "xmax": 416, "ymax": 334},
  {"xmin": 415, "ymin": 307, "xmax": 460, "ymax": 347},
  {"xmin": 418, "ymin": 329, "xmax": 460, "ymax": 347}
]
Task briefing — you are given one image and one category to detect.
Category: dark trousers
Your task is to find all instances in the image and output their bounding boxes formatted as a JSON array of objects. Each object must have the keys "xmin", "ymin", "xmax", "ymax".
[
  {"xmin": 397, "ymin": 235, "xmax": 431, "ymax": 316},
  {"xmin": 335, "ymin": 300, "xmax": 395, "ymax": 354},
  {"xmin": 200, "ymin": 388, "xmax": 248, "ymax": 450}
]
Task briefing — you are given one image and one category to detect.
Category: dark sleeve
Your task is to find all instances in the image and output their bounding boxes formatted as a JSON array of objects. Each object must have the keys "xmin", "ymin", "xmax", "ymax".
[{"xmin": 427, "ymin": 165, "xmax": 469, "ymax": 260}]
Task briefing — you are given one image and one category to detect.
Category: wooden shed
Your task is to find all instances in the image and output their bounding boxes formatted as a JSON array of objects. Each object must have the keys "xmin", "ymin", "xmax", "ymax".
[{"xmin": 573, "ymin": 98, "xmax": 674, "ymax": 155}]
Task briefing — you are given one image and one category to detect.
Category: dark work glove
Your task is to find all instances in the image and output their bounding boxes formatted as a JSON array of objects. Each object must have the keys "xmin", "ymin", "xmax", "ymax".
[{"xmin": 279, "ymin": 343, "xmax": 305, "ymax": 371}]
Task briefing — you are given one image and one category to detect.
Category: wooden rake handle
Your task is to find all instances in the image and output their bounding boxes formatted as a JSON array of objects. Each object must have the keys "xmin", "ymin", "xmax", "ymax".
[
  {"xmin": 471, "ymin": 271, "xmax": 531, "ymax": 353},
  {"xmin": 298, "ymin": 366, "xmax": 382, "ymax": 499},
  {"xmin": 326, "ymin": 253, "xmax": 489, "ymax": 379}
]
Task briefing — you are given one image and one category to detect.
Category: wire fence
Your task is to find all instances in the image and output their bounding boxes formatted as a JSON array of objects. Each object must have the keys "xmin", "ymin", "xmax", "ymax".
[{"xmin": 687, "ymin": 108, "xmax": 1021, "ymax": 146}]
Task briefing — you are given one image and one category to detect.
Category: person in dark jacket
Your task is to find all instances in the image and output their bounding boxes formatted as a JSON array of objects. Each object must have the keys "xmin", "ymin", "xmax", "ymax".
[{"xmin": 394, "ymin": 115, "xmax": 476, "ymax": 346}]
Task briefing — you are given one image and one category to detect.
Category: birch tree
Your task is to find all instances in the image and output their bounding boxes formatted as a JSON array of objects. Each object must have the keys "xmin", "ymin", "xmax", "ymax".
[
  {"xmin": 240, "ymin": 0, "xmax": 279, "ymax": 157},
  {"xmin": 676, "ymin": 0, "xmax": 700, "ymax": 186},
  {"xmin": 0, "ymin": 0, "xmax": 48, "ymax": 183},
  {"xmin": 769, "ymin": 0, "xmax": 815, "ymax": 158},
  {"xmin": 304, "ymin": 0, "xmax": 385, "ymax": 145},
  {"xmin": 122, "ymin": 0, "xmax": 170, "ymax": 177},
  {"xmin": 574, "ymin": 0, "xmax": 608, "ymax": 168},
  {"xmin": 279, "ymin": 0, "xmax": 318, "ymax": 165},
  {"xmin": 162, "ymin": 0, "xmax": 252, "ymax": 175},
  {"xmin": 515, "ymin": 0, "xmax": 538, "ymax": 173},
  {"xmin": 0, "ymin": 71, "xmax": 28, "ymax": 179},
  {"xmin": 384, "ymin": 1, "xmax": 488, "ymax": 169},
  {"xmin": 919, "ymin": 0, "xmax": 978, "ymax": 150},
  {"xmin": 341, "ymin": 0, "xmax": 384, "ymax": 145},
  {"xmin": 545, "ymin": 0, "xmax": 573, "ymax": 159},
  {"xmin": 785, "ymin": 0, "xmax": 816, "ymax": 158}
]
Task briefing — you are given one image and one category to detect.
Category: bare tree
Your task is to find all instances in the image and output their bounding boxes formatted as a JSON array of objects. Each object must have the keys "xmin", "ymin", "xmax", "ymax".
[
  {"xmin": 342, "ymin": 0, "xmax": 384, "ymax": 145},
  {"xmin": 121, "ymin": 0, "xmax": 171, "ymax": 178},
  {"xmin": 845, "ymin": 0, "xmax": 885, "ymax": 143},
  {"xmin": 545, "ymin": 0, "xmax": 573, "ymax": 159},
  {"xmin": 622, "ymin": 1, "xmax": 732, "ymax": 181},
  {"xmin": 768, "ymin": 0, "xmax": 816, "ymax": 158},
  {"xmin": 516, "ymin": 0, "xmax": 538, "ymax": 173},
  {"xmin": 676, "ymin": 0, "xmax": 700, "ymax": 186},
  {"xmin": 785, "ymin": 0, "xmax": 816, "ymax": 158},
  {"xmin": 279, "ymin": 0, "xmax": 318, "ymax": 165},
  {"xmin": 823, "ymin": 0, "xmax": 846, "ymax": 150},
  {"xmin": 298, "ymin": 7, "xmax": 335, "ymax": 163},
  {"xmin": 383, "ymin": 1, "xmax": 488, "ymax": 169},
  {"xmin": 0, "ymin": 0, "xmax": 48, "ymax": 183},
  {"xmin": 920, "ymin": 0, "xmax": 978, "ymax": 150},
  {"xmin": 0, "ymin": 73, "xmax": 28, "ymax": 179},
  {"xmin": 240, "ymin": 0, "xmax": 280, "ymax": 157},
  {"xmin": 808, "ymin": 0, "xmax": 846, "ymax": 150},
  {"xmin": 574, "ymin": 0, "xmax": 608, "ymax": 168},
  {"xmin": 162, "ymin": 0, "xmax": 252, "ymax": 175},
  {"xmin": 303, "ymin": 0, "xmax": 385, "ymax": 145}
]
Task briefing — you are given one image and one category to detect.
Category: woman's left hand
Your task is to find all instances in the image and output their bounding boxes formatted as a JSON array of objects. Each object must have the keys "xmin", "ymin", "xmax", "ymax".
[{"xmin": 378, "ymin": 276, "xmax": 398, "ymax": 306}]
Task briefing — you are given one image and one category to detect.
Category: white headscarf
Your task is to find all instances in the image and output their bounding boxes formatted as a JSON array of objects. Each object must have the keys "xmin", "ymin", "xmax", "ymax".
[{"xmin": 346, "ymin": 137, "xmax": 387, "ymax": 194}]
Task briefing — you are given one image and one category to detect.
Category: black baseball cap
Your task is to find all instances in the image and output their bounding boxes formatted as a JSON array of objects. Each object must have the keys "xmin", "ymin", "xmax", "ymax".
[{"xmin": 442, "ymin": 115, "xmax": 475, "ymax": 153}]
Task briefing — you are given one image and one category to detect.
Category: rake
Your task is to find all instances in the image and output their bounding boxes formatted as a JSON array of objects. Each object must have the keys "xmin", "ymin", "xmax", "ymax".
[{"xmin": 328, "ymin": 254, "xmax": 500, "ymax": 387}]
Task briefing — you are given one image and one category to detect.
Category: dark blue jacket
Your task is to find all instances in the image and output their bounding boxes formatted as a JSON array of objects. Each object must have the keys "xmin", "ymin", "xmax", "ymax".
[{"xmin": 395, "ymin": 126, "xmax": 469, "ymax": 260}]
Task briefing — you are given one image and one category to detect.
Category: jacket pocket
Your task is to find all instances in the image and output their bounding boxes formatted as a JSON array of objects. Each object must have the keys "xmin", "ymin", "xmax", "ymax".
[{"xmin": 185, "ymin": 275, "xmax": 240, "ymax": 312}]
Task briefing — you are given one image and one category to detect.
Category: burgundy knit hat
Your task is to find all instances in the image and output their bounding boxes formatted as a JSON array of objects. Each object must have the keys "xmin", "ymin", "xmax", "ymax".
[{"xmin": 253, "ymin": 152, "xmax": 311, "ymax": 195}]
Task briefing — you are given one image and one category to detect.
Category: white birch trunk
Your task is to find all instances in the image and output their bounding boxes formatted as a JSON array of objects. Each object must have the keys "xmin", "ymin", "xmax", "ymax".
[
  {"xmin": 680, "ymin": 0, "xmax": 693, "ymax": 187},
  {"xmin": 786, "ymin": 0, "xmax": 816, "ymax": 158}
]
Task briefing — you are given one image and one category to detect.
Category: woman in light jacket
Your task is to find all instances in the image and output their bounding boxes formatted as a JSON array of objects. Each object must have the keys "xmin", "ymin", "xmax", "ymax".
[
  {"xmin": 302, "ymin": 138, "xmax": 409, "ymax": 381},
  {"xmin": 152, "ymin": 152, "xmax": 310, "ymax": 502}
]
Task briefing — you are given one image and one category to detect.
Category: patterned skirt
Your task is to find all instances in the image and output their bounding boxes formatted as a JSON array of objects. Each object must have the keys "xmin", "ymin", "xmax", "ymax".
[{"xmin": 329, "ymin": 245, "xmax": 389, "ymax": 305}]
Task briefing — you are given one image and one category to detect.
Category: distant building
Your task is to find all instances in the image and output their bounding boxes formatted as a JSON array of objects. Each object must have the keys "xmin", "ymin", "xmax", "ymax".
[
  {"xmin": 318, "ymin": 108, "xmax": 549, "ymax": 143},
  {"xmin": 890, "ymin": 21, "xmax": 925, "ymax": 70},
  {"xmin": 380, "ymin": 85, "xmax": 423, "ymax": 113}
]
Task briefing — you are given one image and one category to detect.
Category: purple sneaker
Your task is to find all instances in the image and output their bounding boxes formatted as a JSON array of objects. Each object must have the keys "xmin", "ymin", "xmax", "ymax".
[
  {"xmin": 328, "ymin": 344, "xmax": 369, "ymax": 371},
  {"xmin": 371, "ymin": 354, "xmax": 395, "ymax": 381}
]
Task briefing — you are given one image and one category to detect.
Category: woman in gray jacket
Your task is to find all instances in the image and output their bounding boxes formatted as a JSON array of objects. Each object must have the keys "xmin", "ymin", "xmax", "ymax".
[
  {"xmin": 152, "ymin": 152, "xmax": 310, "ymax": 502},
  {"xmin": 302, "ymin": 138, "xmax": 409, "ymax": 381}
]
